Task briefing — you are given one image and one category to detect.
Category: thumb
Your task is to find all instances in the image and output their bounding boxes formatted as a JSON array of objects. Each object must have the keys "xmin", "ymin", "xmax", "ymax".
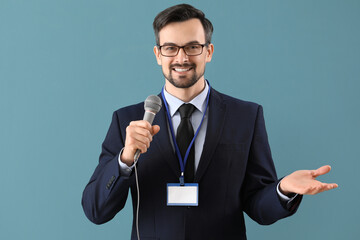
[
  {"xmin": 151, "ymin": 125, "xmax": 160, "ymax": 136},
  {"xmin": 312, "ymin": 165, "xmax": 332, "ymax": 177}
]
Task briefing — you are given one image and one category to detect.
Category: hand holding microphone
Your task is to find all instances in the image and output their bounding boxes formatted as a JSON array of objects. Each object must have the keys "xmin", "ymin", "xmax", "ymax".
[{"xmin": 121, "ymin": 95, "xmax": 162, "ymax": 166}]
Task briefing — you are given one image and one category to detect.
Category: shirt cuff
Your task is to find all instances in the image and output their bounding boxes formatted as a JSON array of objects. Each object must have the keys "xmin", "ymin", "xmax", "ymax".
[{"xmin": 118, "ymin": 148, "xmax": 135, "ymax": 176}]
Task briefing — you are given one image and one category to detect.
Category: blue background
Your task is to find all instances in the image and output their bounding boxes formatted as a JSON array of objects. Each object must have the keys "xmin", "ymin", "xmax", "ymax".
[{"xmin": 1, "ymin": 0, "xmax": 359, "ymax": 239}]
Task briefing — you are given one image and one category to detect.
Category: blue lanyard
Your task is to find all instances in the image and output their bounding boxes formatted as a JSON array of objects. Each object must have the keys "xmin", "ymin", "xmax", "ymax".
[{"xmin": 161, "ymin": 80, "xmax": 211, "ymax": 185}]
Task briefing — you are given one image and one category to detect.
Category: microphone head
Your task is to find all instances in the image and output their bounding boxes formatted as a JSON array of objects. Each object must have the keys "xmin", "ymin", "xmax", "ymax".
[{"xmin": 144, "ymin": 95, "xmax": 162, "ymax": 113}]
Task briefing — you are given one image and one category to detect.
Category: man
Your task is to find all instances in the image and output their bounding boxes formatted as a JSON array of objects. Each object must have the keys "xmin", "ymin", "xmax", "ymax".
[{"xmin": 82, "ymin": 4, "xmax": 338, "ymax": 240}]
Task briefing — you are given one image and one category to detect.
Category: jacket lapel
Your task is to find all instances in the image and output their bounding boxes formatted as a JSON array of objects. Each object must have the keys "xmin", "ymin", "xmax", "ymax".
[{"xmin": 195, "ymin": 89, "xmax": 226, "ymax": 182}]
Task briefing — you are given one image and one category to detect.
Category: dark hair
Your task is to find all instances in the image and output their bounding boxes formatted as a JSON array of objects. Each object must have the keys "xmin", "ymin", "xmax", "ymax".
[{"xmin": 153, "ymin": 4, "xmax": 213, "ymax": 45}]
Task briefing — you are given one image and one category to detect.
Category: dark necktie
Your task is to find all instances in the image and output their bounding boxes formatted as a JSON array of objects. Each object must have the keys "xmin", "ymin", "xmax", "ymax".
[{"xmin": 176, "ymin": 104, "xmax": 196, "ymax": 183}]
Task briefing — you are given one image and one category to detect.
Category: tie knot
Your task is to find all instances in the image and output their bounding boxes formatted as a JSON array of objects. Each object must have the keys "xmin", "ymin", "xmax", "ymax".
[{"xmin": 178, "ymin": 104, "xmax": 195, "ymax": 119}]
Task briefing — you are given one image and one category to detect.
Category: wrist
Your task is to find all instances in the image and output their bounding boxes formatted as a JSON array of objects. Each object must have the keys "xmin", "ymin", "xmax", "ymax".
[
  {"xmin": 120, "ymin": 149, "xmax": 135, "ymax": 167},
  {"xmin": 279, "ymin": 179, "xmax": 294, "ymax": 197}
]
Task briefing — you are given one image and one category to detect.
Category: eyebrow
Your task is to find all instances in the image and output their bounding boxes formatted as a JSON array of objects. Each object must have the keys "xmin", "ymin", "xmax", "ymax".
[{"xmin": 161, "ymin": 40, "xmax": 201, "ymax": 46}]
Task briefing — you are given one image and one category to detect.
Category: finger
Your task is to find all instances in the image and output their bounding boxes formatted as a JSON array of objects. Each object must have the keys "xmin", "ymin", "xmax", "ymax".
[
  {"xmin": 326, "ymin": 183, "xmax": 339, "ymax": 189},
  {"xmin": 136, "ymin": 142, "xmax": 149, "ymax": 154},
  {"xmin": 129, "ymin": 120, "xmax": 152, "ymax": 130},
  {"xmin": 309, "ymin": 183, "xmax": 338, "ymax": 195},
  {"xmin": 124, "ymin": 137, "xmax": 148, "ymax": 153},
  {"xmin": 126, "ymin": 127, "xmax": 152, "ymax": 149},
  {"xmin": 318, "ymin": 183, "xmax": 338, "ymax": 194},
  {"xmin": 126, "ymin": 128, "xmax": 152, "ymax": 146},
  {"xmin": 133, "ymin": 126, "xmax": 153, "ymax": 139},
  {"xmin": 132, "ymin": 131, "xmax": 152, "ymax": 148},
  {"xmin": 311, "ymin": 165, "xmax": 331, "ymax": 177}
]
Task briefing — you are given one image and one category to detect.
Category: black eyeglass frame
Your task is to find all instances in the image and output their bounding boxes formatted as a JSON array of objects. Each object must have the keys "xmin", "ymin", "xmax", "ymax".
[{"xmin": 157, "ymin": 43, "xmax": 209, "ymax": 57}]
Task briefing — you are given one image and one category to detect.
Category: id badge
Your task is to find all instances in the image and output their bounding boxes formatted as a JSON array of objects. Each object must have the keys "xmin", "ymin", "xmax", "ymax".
[{"xmin": 167, "ymin": 183, "xmax": 199, "ymax": 206}]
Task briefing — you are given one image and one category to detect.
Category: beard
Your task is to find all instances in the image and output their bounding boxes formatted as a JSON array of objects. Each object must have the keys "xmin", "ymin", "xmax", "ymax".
[{"xmin": 163, "ymin": 63, "xmax": 205, "ymax": 89}]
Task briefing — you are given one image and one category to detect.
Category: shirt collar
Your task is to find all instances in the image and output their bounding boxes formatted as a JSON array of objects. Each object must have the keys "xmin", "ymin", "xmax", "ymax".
[{"xmin": 163, "ymin": 80, "xmax": 209, "ymax": 117}]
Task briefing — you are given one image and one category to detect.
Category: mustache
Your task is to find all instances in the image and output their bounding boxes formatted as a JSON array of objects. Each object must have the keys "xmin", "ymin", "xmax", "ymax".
[{"xmin": 170, "ymin": 63, "xmax": 196, "ymax": 69}]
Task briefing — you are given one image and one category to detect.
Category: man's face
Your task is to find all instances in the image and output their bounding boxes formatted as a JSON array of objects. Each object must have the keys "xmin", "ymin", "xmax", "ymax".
[{"xmin": 154, "ymin": 18, "xmax": 214, "ymax": 89}]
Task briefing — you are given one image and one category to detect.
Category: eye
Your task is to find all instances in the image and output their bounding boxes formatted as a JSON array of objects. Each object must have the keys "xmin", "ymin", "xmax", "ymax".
[
  {"xmin": 163, "ymin": 46, "xmax": 177, "ymax": 51},
  {"xmin": 188, "ymin": 45, "xmax": 200, "ymax": 49}
]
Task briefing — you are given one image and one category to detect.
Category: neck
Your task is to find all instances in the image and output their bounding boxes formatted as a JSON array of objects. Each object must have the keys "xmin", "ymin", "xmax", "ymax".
[{"xmin": 165, "ymin": 78, "xmax": 206, "ymax": 102}]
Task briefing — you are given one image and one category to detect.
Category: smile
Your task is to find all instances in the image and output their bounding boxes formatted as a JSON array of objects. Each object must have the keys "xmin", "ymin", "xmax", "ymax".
[{"xmin": 173, "ymin": 68, "xmax": 192, "ymax": 72}]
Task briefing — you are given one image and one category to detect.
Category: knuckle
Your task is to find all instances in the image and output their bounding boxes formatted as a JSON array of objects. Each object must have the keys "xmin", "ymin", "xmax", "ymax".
[{"xmin": 126, "ymin": 125, "xmax": 134, "ymax": 133}]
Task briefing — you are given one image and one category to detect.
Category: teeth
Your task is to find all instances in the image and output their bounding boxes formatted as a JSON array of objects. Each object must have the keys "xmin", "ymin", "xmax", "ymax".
[{"xmin": 174, "ymin": 68, "xmax": 190, "ymax": 72}]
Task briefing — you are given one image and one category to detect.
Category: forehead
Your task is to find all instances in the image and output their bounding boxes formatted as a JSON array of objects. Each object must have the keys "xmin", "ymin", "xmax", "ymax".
[{"xmin": 158, "ymin": 18, "xmax": 206, "ymax": 45}]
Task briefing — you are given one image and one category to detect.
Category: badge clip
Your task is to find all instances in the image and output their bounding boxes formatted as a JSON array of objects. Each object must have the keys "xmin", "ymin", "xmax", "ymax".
[{"xmin": 179, "ymin": 173, "xmax": 185, "ymax": 186}]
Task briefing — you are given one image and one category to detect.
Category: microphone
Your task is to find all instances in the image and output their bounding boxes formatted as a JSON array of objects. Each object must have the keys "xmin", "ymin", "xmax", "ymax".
[
  {"xmin": 134, "ymin": 95, "xmax": 162, "ymax": 161},
  {"xmin": 133, "ymin": 95, "xmax": 162, "ymax": 240}
]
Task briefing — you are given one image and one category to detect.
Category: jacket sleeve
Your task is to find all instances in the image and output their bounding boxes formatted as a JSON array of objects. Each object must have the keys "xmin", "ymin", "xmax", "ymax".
[
  {"xmin": 241, "ymin": 105, "xmax": 301, "ymax": 225},
  {"xmin": 82, "ymin": 111, "xmax": 133, "ymax": 224}
]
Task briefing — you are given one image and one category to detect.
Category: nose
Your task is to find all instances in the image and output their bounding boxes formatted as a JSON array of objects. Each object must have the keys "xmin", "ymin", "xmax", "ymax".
[{"xmin": 174, "ymin": 47, "xmax": 189, "ymax": 63}]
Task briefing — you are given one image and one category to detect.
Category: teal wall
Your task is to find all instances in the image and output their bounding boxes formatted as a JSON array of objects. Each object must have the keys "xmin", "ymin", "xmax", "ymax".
[{"xmin": 1, "ymin": 0, "xmax": 359, "ymax": 239}]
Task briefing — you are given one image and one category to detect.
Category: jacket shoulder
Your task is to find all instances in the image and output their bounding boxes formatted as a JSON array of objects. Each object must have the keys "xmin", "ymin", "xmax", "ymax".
[
  {"xmin": 211, "ymin": 88, "xmax": 260, "ymax": 112},
  {"xmin": 113, "ymin": 101, "xmax": 145, "ymax": 125}
]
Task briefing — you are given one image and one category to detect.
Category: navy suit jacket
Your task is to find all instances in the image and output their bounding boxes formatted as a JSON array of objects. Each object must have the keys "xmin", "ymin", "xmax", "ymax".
[{"xmin": 82, "ymin": 88, "xmax": 301, "ymax": 240}]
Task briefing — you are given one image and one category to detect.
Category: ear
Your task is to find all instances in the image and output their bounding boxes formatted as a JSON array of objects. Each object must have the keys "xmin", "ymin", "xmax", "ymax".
[
  {"xmin": 205, "ymin": 43, "xmax": 214, "ymax": 63},
  {"xmin": 154, "ymin": 46, "xmax": 162, "ymax": 65}
]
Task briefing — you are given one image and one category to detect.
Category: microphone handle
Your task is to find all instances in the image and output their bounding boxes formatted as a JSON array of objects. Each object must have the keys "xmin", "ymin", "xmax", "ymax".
[{"xmin": 134, "ymin": 110, "xmax": 156, "ymax": 161}]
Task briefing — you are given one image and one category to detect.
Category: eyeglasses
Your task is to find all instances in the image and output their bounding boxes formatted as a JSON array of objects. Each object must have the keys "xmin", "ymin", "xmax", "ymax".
[{"xmin": 158, "ymin": 43, "xmax": 209, "ymax": 57}]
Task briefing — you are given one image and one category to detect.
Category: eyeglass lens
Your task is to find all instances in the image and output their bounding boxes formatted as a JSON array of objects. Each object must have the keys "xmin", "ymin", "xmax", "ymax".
[{"xmin": 161, "ymin": 44, "xmax": 204, "ymax": 56}]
